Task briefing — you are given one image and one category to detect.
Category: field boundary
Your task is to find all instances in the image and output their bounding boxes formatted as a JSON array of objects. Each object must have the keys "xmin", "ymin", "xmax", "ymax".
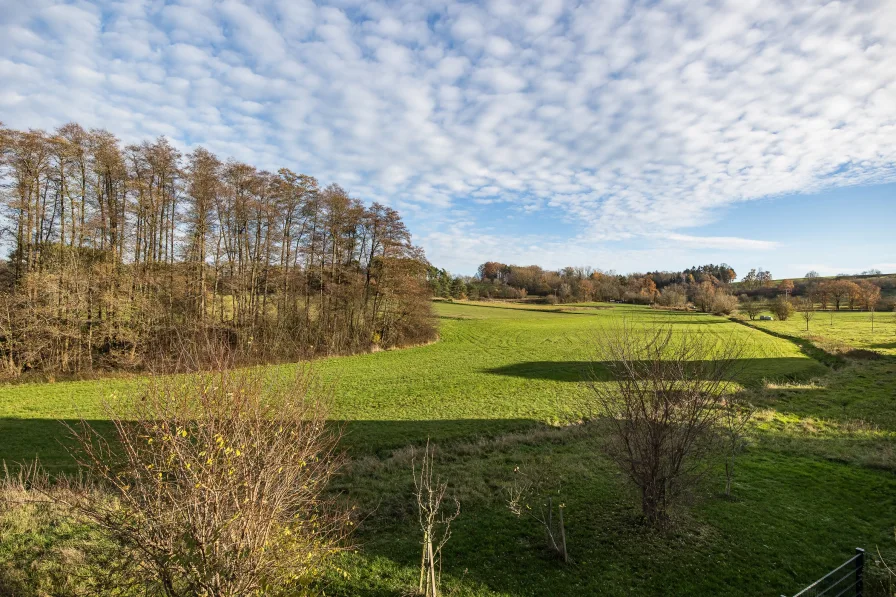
[{"xmin": 730, "ymin": 318, "xmax": 847, "ymax": 369}]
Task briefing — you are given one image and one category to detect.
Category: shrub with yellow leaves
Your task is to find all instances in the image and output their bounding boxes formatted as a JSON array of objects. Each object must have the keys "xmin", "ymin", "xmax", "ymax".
[{"xmin": 64, "ymin": 365, "xmax": 351, "ymax": 597}]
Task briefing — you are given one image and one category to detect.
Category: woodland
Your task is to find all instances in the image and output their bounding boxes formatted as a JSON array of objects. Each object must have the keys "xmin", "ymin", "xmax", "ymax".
[{"xmin": 0, "ymin": 122, "xmax": 435, "ymax": 377}]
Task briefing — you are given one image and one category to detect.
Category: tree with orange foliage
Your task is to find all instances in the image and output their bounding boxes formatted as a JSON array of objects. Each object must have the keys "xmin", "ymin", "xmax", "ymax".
[
  {"xmin": 856, "ymin": 280, "xmax": 882, "ymax": 332},
  {"xmin": 778, "ymin": 279, "xmax": 794, "ymax": 298},
  {"xmin": 847, "ymin": 281, "xmax": 863, "ymax": 310},
  {"xmin": 856, "ymin": 280, "xmax": 882, "ymax": 311},
  {"xmin": 828, "ymin": 280, "xmax": 858, "ymax": 311},
  {"xmin": 640, "ymin": 277, "xmax": 659, "ymax": 303}
]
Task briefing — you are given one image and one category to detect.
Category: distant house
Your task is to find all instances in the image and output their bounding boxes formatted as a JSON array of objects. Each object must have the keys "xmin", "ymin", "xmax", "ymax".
[{"xmin": 759, "ymin": 315, "xmax": 773, "ymax": 321}]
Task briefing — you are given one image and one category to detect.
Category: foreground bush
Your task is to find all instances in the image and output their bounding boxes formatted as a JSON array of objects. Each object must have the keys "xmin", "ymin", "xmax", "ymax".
[
  {"xmin": 65, "ymin": 367, "xmax": 350, "ymax": 597},
  {"xmin": 588, "ymin": 323, "xmax": 746, "ymax": 527}
]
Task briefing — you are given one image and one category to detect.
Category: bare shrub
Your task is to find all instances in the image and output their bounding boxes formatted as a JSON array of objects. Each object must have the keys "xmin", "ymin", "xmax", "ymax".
[
  {"xmin": 588, "ymin": 322, "xmax": 746, "ymax": 527},
  {"xmin": 692, "ymin": 281, "xmax": 716, "ymax": 313},
  {"xmin": 739, "ymin": 294, "xmax": 763, "ymax": 320},
  {"xmin": 711, "ymin": 293, "xmax": 738, "ymax": 316},
  {"xmin": 506, "ymin": 465, "xmax": 568, "ymax": 562},
  {"xmin": 720, "ymin": 398, "xmax": 755, "ymax": 497},
  {"xmin": 658, "ymin": 286, "xmax": 687, "ymax": 308},
  {"xmin": 63, "ymin": 366, "xmax": 350, "ymax": 597},
  {"xmin": 413, "ymin": 441, "xmax": 460, "ymax": 597}
]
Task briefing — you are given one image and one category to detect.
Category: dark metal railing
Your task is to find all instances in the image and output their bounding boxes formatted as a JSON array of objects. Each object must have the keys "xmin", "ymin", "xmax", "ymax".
[{"xmin": 784, "ymin": 548, "xmax": 865, "ymax": 597}]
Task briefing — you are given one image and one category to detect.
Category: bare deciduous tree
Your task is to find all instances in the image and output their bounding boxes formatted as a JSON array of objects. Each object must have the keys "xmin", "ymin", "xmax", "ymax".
[
  {"xmin": 738, "ymin": 294, "xmax": 764, "ymax": 320},
  {"xmin": 0, "ymin": 121, "xmax": 436, "ymax": 378},
  {"xmin": 413, "ymin": 441, "xmax": 460, "ymax": 597},
  {"xmin": 778, "ymin": 279, "xmax": 794, "ymax": 298},
  {"xmin": 506, "ymin": 465, "xmax": 568, "ymax": 562},
  {"xmin": 794, "ymin": 296, "xmax": 816, "ymax": 331},
  {"xmin": 711, "ymin": 293, "xmax": 738, "ymax": 316},
  {"xmin": 857, "ymin": 280, "xmax": 882, "ymax": 332},
  {"xmin": 588, "ymin": 322, "xmax": 746, "ymax": 527},
  {"xmin": 827, "ymin": 280, "xmax": 858, "ymax": 311},
  {"xmin": 720, "ymin": 398, "xmax": 754, "ymax": 497}
]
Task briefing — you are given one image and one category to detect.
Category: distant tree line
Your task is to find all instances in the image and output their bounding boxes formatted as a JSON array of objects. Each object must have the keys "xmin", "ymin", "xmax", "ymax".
[
  {"xmin": 428, "ymin": 261, "xmax": 741, "ymax": 309},
  {"xmin": 0, "ymin": 121, "xmax": 435, "ymax": 377},
  {"xmin": 431, "ymin": 261, "xmax": 894, "ymax": 319},
  {"xmin": 737, "ymin": 275, "xmax": 894, "ymax": 312}
]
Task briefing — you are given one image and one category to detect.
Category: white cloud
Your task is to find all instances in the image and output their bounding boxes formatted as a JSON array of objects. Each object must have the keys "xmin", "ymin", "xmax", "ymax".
[
  {"xmin": 664, "ymin": 234, "xmax": 779, "ymax": 251},
  {"xmin": 0, "ymin": 0, "xmax": 894, "ymax": 273}
]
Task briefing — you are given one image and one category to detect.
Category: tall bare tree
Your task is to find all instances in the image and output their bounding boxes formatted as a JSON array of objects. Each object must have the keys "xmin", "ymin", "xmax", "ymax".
[
  {"xmin": 0, "ymin": 122, "xmax": 435, "ymax": 377},
  {"xmin": 588, "ymin": 322, "xmax": 746, "ymax": 527},
  {"xmin": 794, "ymin": 296, "xmax": 816, "ymax": 331}
]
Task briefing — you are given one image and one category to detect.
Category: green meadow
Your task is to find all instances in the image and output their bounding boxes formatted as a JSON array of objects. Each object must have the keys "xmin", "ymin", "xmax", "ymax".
[{"xmin": 2, "ymin": 301, "xmax": 896, "ymax": 596}]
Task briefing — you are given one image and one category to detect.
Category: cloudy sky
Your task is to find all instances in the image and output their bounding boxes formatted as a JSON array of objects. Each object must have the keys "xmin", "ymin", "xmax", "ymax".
[{"xmin": 2, "ymin": 0, "xmax": 895, "ymax": 277}]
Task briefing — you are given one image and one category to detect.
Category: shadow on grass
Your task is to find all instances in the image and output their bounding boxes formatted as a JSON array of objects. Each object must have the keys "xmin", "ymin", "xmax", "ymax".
[
  {"xmin": 0, "ymin": 417, "xmax": 92, "ymax": 473},
  {"xmin": 639, "ymin": 310, "xmax": 733, "ymax": 324},
  {"xmin": 0, "ymin": 417, "xmax": 545, "ymax": 472},
  {"xmin": 654, "ymin": 319, "xmax": 730, "ymax": 324},
  {"xmin": 485, "ymin": 357, "xmax": 824, "ymax": 386},
  {"xmin": 446, "ymin": 302, "xmax": 604, "ymax": 316},
  {"xmin": 4, "ymin": 416, "xmax": 896, "ymax": 597},
  {"xmin": 732, "ymin": 319, "xmax": 846, "ymax": 368},
  {"xmin": 328, "ymin": 425, "xmax": 896, "ymax": 597},
  {"xmin": 338, "ymin": 417, "xmax": 542, "ymax": 456},
  {"xmin": 870, "ymin": 342, "xmax": 896, "ymax": 350}
]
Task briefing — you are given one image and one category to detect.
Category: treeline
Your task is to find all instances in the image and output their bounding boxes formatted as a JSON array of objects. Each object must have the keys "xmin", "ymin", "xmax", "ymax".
[
  {"xmin": 429, "ymin": 261, "xmax": 742, "ymax": 306},
  {"xmin": 754, "ymin": 277, "xmax": 893, "ymax": 312},
  {"xmin": 430, "ymin": 261, "xmax": 894, "ymax": 317},
  {"xmin": 0, "ymin": 122, "xmax": 435, "ymax": 377},
  {"xmin": 738, "ymin": 273, "xmax": 895, "ymax": 306}
]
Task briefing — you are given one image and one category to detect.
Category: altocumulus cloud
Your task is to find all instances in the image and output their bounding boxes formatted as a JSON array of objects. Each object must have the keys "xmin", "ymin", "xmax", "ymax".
[{"xmin": 1, "ymin": 0, "xmax": 895, "ymax": 272}]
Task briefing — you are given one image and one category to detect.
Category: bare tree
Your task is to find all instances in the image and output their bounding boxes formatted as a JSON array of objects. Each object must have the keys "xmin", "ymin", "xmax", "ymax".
[
  {"xmin": 413, "ymin": 441, "xmax": 460, "ymax": 597},
  {"xmin": 588, "ymin": 322, "xmax": 746, "ymax": 527},
  {"xmin": 778, "ymin": 279, "xmax": 794, "ymax": 298},
  {"xmin": 506, "ymin": 465, "xmax": 568, "ymax": 562},
  {"xmin": 711, "ymin": 293, "xmax": 738, "ymax": 316},
  {"xmin": 692, "ymin": 280, "xmax": 716, "ymax": 313},
  {"xmin": 794, "ymin": 296, "xmax": 816, "ymax": 331},
  {"xmin": 739, "ymin": 295, "xmax": 763, "ymax": 320},
  {"xmin": 720, "ymin": 398, "xmax": 754, "ymax": 497},
  {"xmin": 827, "ymin": 280, "xmax": 857, "ymax": 311},
  {"xmin": 63, "ymin": 366, "xmax": 351, "ymax": 597},
  {"xmin": 857, "ymin": 280, "xmax": 882, "ymax": 332},
  {"xmin": 0, "ymin": 121, "xmax": 436, "ymax": 378}
]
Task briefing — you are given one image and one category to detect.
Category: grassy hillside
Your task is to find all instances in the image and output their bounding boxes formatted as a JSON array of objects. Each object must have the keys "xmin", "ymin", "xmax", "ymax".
[{"xmin": 2, "ymin": 302, "xmax": 895, "ymax": 596}]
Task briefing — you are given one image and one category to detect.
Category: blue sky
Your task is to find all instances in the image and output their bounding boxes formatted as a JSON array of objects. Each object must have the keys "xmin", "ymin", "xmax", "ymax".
[{"xmin": 1, "ymin": 0, "xmax": 894, "ymax": 278}]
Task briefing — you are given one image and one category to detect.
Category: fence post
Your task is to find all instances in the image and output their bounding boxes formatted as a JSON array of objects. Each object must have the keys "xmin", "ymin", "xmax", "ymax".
[{"xmin": 855, "ymin": 547, "xmax": 865, "ymax": 596}]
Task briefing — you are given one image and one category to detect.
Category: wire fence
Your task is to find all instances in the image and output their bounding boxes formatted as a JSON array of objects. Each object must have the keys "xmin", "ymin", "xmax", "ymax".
[{"xmin": 784, "ymin": 549, "xmax": 865, "ymax": 597}]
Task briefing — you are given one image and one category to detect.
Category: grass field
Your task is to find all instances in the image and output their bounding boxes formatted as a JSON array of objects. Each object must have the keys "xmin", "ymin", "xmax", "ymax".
[
  {"xmin": 0, "ymin": 302, "xmax": 826, "ymax": 465},
  {"xmin": 2, "ymin": 301, "xmax": 896, "ymax": 596}
]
